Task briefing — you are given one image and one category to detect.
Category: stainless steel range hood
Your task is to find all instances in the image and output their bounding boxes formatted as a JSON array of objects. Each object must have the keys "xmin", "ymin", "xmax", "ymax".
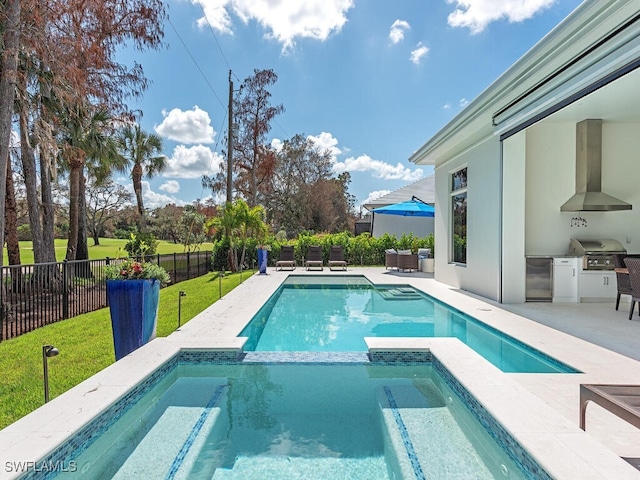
[{"xmin": 560, "ymin": 119, "xmax": 632, "ymax": 212}]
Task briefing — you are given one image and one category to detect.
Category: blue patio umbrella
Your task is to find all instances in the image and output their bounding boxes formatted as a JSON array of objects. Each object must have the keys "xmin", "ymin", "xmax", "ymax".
[{"xmin": 372, "ymin": 197, "xmax": 435, "ymax": 217}]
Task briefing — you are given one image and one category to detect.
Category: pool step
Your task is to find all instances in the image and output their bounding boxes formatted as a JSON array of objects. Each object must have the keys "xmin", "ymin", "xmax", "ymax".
[
  {"xmin": 378, "ymin": 383, "xmax": 496, "ymax": 480},
  {"xmin": 378, "ymin": 287, "xmax": 423, "ymax": 300},
  {"xmin": 110, "ymin": 382, "xmax": 228, "ymax": 480},
  {"xmin": 211, "ymin": 455, "xmax": 388, "ymax": 479}
]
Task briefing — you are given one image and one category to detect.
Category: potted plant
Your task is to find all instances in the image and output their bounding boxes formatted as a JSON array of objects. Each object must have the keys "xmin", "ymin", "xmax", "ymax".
[{"xmin": 104, "ymin": 256, "xmax": 170, "ymax": 360}]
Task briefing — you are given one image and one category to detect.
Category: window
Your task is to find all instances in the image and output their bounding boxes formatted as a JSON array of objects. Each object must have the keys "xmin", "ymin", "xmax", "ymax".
[{"xmin": 450, "ymin": 168, "xmax": 467, "ymax": 264}]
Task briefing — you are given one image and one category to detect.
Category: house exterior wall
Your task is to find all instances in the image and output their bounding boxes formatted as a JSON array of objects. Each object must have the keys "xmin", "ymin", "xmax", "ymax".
[
  {"xmin": 525, "ymin": 121, "xmax": 640, "ymax": 254},
  {"xmin": 411, "ymin": 0, "xmax": 640, "ymax": 304},
  {"xmin": 371, "ymin": 215, "xmax": 434, "ymax": 239},
  {"xmin": 502, "ymin": 131, "xmax": 527, "ymax": 303},
  {"xmin": 434, "ymin": 137, "xmax": 502, "ymax": 301}
]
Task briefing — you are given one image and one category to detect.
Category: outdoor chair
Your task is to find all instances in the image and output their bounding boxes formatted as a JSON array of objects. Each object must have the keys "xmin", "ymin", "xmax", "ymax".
[
  {"xmin": 624, "ymin": 258, "xmax": 640, "ymax": 320},
  {"xmin": 614, "ymin": 255, "xmax": 632, "ymax": 311},
  {"xmin": 305, "ymin": 246, "xmax": 324, "ymax": 270},
  {"xmin": 397, "ymin": 251, "xmax": 418, "ymax": 272},
  {"xmin": 328, "ymin": 245, "xmax": 347, "ymax": 271},
  {"xmin": 615, "ymin": 269, "xmax": 632, "ymax": 311},
  {"xmin": 275, "ymin": 245, "xmax": 296, "ymax": 271},
  {"xmin": 385, "ymin": 249, "xmax": 398, "ymax": 270}
]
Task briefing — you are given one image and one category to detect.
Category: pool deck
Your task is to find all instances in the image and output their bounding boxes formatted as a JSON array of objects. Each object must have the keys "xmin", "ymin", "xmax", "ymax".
[{"xmin": 1, "ymin": 267, "xmax": 640, "ymax": 479}]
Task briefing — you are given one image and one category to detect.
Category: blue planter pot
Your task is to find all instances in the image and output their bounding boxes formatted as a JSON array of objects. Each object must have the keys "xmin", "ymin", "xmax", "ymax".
[
  {"xmin": 258, "ymin": 248, "xmax": 268, "ymax": 274},
  {"xmin": 107, "ymin": 279, "xmax": 160, "ymax": 360}
]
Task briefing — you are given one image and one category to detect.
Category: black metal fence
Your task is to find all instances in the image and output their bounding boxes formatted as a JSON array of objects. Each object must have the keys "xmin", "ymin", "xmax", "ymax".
[{"xmin": 0, "ymin": 251, "xmax": 212, "ymax": 341}]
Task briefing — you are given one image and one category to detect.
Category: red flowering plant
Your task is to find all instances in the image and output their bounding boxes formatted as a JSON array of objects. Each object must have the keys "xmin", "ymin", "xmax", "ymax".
[{"xmin": 105, "ymin": 257, "xmax": 170, "ymax": 286}]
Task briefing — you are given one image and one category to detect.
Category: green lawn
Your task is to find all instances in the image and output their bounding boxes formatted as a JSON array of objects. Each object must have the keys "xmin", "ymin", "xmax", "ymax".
[
  {"xmin": 0, "ymin": 269, "xmax": 252, "ymax": 429},
  {"xmin": 4, "ymin": 238, "xmax": 215, "ymax": 265}
]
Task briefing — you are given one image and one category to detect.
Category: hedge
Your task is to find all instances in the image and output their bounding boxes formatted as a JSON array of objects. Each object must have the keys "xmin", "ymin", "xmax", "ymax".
[{"xmin": 211, "ymin": 232, "xmax": 434, "ymax": 270}]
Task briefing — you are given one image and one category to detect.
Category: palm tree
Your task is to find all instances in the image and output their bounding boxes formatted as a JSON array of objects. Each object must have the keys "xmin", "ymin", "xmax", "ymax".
[
  {"xmin": 235, "ymin": 200, "xmax": 268, "ymax": 269},
  {"xmin": 208, "ymin": 199, "xmax": 268, "ymax": 271},
  {"xmin": 116, "ymin": 124, "xmax": 166, "ymax": 229},
  {"xmin": 58, "ymin": 105, "xmax": 119, "ymax": 261},
  {"xmin": 210, "ymin": 201, "xmax": 242, "ymax": 271}
]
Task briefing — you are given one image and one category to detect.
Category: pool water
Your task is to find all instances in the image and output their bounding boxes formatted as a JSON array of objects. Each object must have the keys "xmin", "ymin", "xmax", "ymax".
[
  {"xmin": 240, "ymin": 277, "xmax": 577, "ymax": 374},
  {"xmin": 55, "ymin": 362, "xmax": 531, "ymax": 480}
]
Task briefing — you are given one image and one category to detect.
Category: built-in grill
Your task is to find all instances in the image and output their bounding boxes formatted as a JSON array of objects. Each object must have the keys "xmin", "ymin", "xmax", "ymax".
[{"xmin": 568, "ymin": 238, "xmax": 627, "ymax": 270}]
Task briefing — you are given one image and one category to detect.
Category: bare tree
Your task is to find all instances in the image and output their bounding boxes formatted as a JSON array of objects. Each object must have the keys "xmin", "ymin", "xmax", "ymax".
[
  {"xmin": 0, "ymin": 0, "xmax": 22, "ymax": 265},
  {"xmin": 232, "ymin": 69, "xmax": 284, "ymax": 206},
  {"xmin": 85, "ymin": 179, "xmax": 132, "ymax": 245}
]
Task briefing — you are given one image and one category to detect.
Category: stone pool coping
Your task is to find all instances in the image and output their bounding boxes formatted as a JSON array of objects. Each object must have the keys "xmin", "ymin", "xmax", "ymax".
[{"xmin": 0, "ymin": 268, "xmax": 639, "ymax": 479}]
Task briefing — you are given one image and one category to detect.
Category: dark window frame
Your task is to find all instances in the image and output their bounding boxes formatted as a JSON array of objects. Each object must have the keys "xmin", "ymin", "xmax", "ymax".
[{"xmin": 450, "ymin": 167, "xmax": 467, "ymax": 264}]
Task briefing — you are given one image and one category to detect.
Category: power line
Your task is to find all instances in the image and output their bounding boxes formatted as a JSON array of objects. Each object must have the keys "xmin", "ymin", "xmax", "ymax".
[
  {"xmin": 273, "ymin": 119, "xmax": 289, "ymax": 139},
  {"xmin": 167, "ymin": 16, "xmax": 226, "ymax": 110},
  {"xmin": 196, "ymin": 2, "xmax": 241, "ymax": 83}
]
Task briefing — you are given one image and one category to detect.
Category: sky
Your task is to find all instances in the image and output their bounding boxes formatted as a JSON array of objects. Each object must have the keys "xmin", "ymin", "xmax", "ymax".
[{"xmin": 116, "ymin": 0, "xmax": 584, "ymax": 212}]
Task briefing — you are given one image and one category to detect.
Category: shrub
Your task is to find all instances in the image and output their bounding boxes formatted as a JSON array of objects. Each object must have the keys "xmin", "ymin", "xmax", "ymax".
[
  {"xmin": 213, "ymin": 230, "xmax": 434, "ymax": 267},
  {"xmin": 124, "ymin": 231, "xmax": 159, "ymax": 257}
]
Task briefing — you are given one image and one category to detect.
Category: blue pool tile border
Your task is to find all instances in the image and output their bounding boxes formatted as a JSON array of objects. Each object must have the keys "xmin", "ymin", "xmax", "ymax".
[
  {"xmin": 432, "ymin": 357, "xmax": 553, "ymax": 480},
  {"xmin": 241, "ymin": 351, "xmax": 370, "ymax": 363},
  {"xmin": 164, "ymin": 384, "xmax": 227, "ymax": 480},
  {"xmin": 383, "ymin": 386, "xmax": 426, "ymax": 480},
  {"xmin": 21, "ymin": 349, "xmax": 551, "ymax": 480},
  {"xmin": 179, "ymin": 349, "xmax": 242, "ymax": 363},
  {"xmin": 369, "ymin": 350, "xmax": 432, "ymax": 363},
  {"xmin": 21, "ymin": 355, "xmax": 180, "ymax": 480}
]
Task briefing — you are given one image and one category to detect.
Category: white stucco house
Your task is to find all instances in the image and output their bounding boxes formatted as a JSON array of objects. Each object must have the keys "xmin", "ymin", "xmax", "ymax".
[
  {"xmin": 363, "ymin": 175, "xmax": 435, "ymax": 238},
  {"xmin": 410, "ymin": 0, "xmax": 640, "ymax": 304}
]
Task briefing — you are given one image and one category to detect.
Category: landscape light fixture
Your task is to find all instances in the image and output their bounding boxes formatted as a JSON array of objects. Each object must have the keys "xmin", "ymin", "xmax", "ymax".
[
  {"xmin": 42, "ymin": 344, "xmax": 59, "ymax": 403},
  {"xmin": 178, "ymin": 291, "xmax": 186, "ymax": 327}
]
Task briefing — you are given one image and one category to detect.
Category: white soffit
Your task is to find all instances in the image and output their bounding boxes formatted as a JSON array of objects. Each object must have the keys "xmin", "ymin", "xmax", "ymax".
[
  {"xmin": 409, "ymin": 0, "xmax": 640, "ymax": 165},
  {"xmin": 494, "ymin": 19, "xmax": 640, "ymax": 136}
]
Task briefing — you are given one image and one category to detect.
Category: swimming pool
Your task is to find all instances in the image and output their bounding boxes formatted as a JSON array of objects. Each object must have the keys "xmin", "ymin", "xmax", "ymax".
[
  {"xmin": 240, "ymin": 276, "xmax": 578, "ymax": 374},
  {"xmin": 45, "ymin": 355, "xmax": 542, "ymax": 480}
]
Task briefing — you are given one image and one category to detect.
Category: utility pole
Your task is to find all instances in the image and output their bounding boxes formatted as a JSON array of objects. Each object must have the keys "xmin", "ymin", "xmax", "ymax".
[{"xmin": 227, "ymin": 70, "xmax": 233, "ymax": 204}]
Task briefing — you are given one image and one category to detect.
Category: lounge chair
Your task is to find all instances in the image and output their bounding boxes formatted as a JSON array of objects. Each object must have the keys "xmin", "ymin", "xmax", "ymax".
[
  {"xmin": 328, "ymin": 245, "xmax": 347, "ymax": 271},
  {"xmin": 385, "ymin": 249, "xmax": 398, "ymax": 270},
  {"xmin": 580, "ymin": 384, "xmax": 640, "ymax": 431},
  {"xmin": 275, "ymin": 245, "xmax": 296, "ymax": 271},
  {"xmin": 305, "ymin": 246, "xmax": 324, "ymax": 270},
  {"xmin": 624, "ymin": 257, "xmax": 640, "ymax": 320},
  {"xmin": 397, "ymin": 251, "xmax": 418, "ymax": 272}
]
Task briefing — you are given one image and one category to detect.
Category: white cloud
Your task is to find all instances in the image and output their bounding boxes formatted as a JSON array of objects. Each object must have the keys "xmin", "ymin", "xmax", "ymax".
[
  {"xmin": 271, "ymin": 138, "xmax": 284, "ymax": 152},
  {"xmin": 200, "ymin": 192, "xmax": 227, "ymax": 207},
  {"xmin": 196, "ymin": 0, "xmax": 234, "ymax": 34},
  {"xmin": 154, "ymin": 106, "xmax": 215, "ymax": 144},
  {"xmin": 443, "ymin": 103, "xmax": 451, "ymax": 110},
  {"xmin": 446, "ymin": 0, "xmax": 556, "ymax": 34},
  {"xmin": 410, "ymin": 42, "xmax": 429, "ymax": 65},
  {"xmin": 389, "ymin": 19, "xmax": 410, "ymax": 45},
  {"xmin": 333, "ymin": 154, "xmax": 423, "ymax": 181},
  {"xmin": 362, "ymin": 190, "xmax": 391, "ymax": 206},
  {"xmin": 163, "ymin": 144, "xmax": 223, "ymax": 179},
  {"xmin": 159, "ymin": 180, "xmax": 181, "ymax": 194},
  {"xmin": 308, "ymin": 132, "xmax": 341, "ymax": 162},
  {"xmin": 118, "ymin": 181, "xmax": 185, "ymax": 209},
  {"xmin": 194, "ymin": 0, "xmax": 354, "ymax": 52},
  {"xmin": 459, "ymin": 97, "xmax": 470, "ymax": 108},
  {"xmin": 140, "ymin": 181, "xmax": 186, "ymax": 209}
]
